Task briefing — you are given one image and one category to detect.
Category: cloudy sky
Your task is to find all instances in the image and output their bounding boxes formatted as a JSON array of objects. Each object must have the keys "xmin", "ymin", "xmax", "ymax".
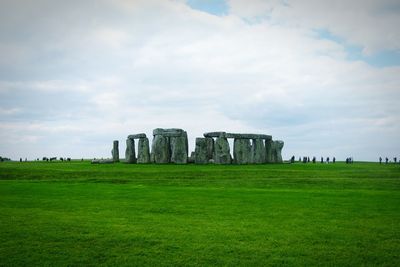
[{"xmin": 1, "ymin": 0, "xmax": 399, "ymax": 161}]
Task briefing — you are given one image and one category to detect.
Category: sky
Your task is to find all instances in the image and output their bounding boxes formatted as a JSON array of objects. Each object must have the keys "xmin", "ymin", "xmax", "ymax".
[{"xmin": 0, "ymin": 0, "xmax": 399, "ymax": 161}]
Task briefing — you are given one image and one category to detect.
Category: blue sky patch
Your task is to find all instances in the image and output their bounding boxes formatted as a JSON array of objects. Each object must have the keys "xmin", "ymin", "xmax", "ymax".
[
  {"xmin": 315, "ymin": 28, "xmax": 400, "ymax": 68},
  {"xmin": 186, "ymin": 0, "xmax": 228, "ymax": 16}
]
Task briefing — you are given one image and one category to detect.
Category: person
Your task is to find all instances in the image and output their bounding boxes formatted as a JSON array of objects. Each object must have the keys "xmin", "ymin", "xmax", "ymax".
[
  {"xmin": 19, "ymin": 158, "xmax": 22, "ymax": 162},
  {"xmin": 394, "ymin": 157, "xmax": 397, "ymax": 164},
  {"xmin": 321, "ymin": 157, "xmax": 324, "ymax": 163},
  {"xmin": 333, "ymin": 157, "xmax": 336, "ymax": 163},
  {"xmin": 290, "ymin": 156, "xmax": 295, "ymax": 163},
  {"xmin": 379, "ymin": 157, "xmax": 382, "ymax": 164},
  {"xmin": 312, "ymin": 156, "xmax": 316, "ymax": 163},
  {"xmin": 327, "ymin": 157, "xmax": 330, "ymax": 163},
  {"xmin": 385, "ymin": 157, "xmax": 389, "ymax": 164}
]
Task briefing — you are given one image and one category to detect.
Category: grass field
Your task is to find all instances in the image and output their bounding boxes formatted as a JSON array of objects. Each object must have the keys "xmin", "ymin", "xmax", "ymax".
[{"xmin": 0, "ymin": 161, "xmax": 399, "ymax": 266}]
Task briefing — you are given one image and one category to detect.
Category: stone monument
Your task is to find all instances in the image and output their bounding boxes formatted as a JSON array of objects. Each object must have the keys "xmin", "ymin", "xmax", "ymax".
[{"xmin": 113, "ymin": 129, "xmax": 284, "ymax": 165}]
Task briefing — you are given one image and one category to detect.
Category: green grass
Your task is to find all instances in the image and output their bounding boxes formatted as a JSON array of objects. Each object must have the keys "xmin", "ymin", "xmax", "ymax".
[{"xmin": 0, "ymin": 162, "xmax": 399, "ymax": 266}]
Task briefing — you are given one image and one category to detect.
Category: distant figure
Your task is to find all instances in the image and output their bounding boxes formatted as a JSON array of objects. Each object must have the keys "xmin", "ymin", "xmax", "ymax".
[
  {"xmin": 327, "ymin": 157, "xmax": 330, "ymax": 164},
  {"xmin": 290, "ymin": 155, "xmax": 295, "ymax": 163},
  {"xmin": 20, "ymin": 158, "xmax": 22, "ymax": 162},
  {"xmin": 394, "ymin": 157, "xmax": 397, "ymax": 164},
  {"xmin": 307, "ymin": 157, "xmax": 310, "ymax": 163},
  {"xmin": 333, "ymin": 157, "xmax": 336, "ymax": 163},
  {"xmin": 321, "ymin": 157, "xmax": 324, "ymax": 163},
  {"xmin": 303, "ymin": 157, "xmax": 307, "ymax": 163},
  {"xmin": 312, "ymin": 157, "xmax": 316, "ymax": 163},
  {"xmin": 299, "ymin": 157, "xmax": 301, "ymax": 162},
  {"xmin": 385, "ymin": 157, "xmax": 389, "ymax": 164},
  {"xmin": 67, "ymin": 158, "xmax": 71, "ymax": 162},
  {"xmin": 379, "ymin": 157, "xmax": 382, "ymax": 164}
]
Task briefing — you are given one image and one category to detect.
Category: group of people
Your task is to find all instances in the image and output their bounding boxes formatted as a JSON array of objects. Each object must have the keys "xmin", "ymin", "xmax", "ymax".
[
  {"xmin": 345, "ymin": 157, "xmax": 354, "ymax": 164},
  {"xmin": 290, "ymin": 156, "xmax": 336, "ymax": 164},
  {"xmin": 289, "ymin": 156, "xmax": 399, "ymax": 164},
  {"xmin": 379, "ymin": 157, "xmax": 398, "ymax": 164}
]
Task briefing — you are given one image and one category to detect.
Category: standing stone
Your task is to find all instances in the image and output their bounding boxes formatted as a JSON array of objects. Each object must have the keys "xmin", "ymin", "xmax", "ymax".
[
  {"xmin": 265, "ymin": 139, "xmax": 273, "ymax": 163},
  {"xmin": 272, "ymin": 140, "xmax": 284, "ymax": 163},
  {"xmin": 112, "ymin": 140, "xmax": 119, "ymax": 162},
  {"xmin": 205, "ymin": 137, "xmax": 214, "ymax": 160},
  {"xmin": 233, "ymin": 138, "xmax": 252, "ymax": 164},
  {"xmin": 151, "ymin": 135, "xmax": 170, "ymax": 163},
  {"xmin": 270, "ymin": 142, "xmax": 277, "ymax": 163},
  {"xmin": 195, "ymin": 138, "xmax": 208, "ymax": 164},
  {"xmin": 214, "ymin": 134, "xmax": 232, "ymax": 164},
  {"xmin": 137, "ymin": 137, "xmax": 150, "ymax": 163},
  {"xmin": 125, "ymin": 138, "xmax": 136, "ymax": 163},
  {"xmin": 252, "ymin": 139, "xmax": 266, "ymax": 164},
  {"xmin": 170, "ymin": 132, "xmax": 188, "ymax": 164}
]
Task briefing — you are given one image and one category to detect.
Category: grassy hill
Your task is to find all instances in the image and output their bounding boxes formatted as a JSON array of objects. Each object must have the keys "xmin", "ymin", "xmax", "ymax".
[{"xmin": 0, "ymin": 162, "xmax": 399, "ymax": 266}]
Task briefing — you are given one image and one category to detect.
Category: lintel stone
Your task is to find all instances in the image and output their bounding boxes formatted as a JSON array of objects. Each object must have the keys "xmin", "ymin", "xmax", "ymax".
[
  {"xmin": 204, "ymin": 132, "xmax": 272, "ymax": 140},
  {"xmin": 153, "ymin": 128, "xmax": 185, "ymax": 137},
  {"xmin": 128, "ymin": 133, "xmax": 147, "ymax": 139}
]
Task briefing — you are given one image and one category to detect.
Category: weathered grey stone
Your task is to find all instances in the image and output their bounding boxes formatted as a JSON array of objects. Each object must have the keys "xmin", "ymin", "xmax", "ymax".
[
  {"xmin": 228, "ymin": 133, "xmax": 272, "ymax": 140},
  {"xmin": 265, "ymin": 139, "xmax": 273, "ymax": 163},
  {"xmin": 251, "ymin": 139, "xmax": 266, "ymax": 164},
  {"xmin": 153, "ymin": 128, "xmax": 185, "ymax": 137},
  {"xmin": 151, "ymin": 135, "xmax": 170, "ymax": 163},
  {"xmin": 204, "ymin": 132, "xmax": 226, "ymax": 138},
  {"xmin": 233, "ymin": 138, "xmax": 252, "ymax": 164},
  {"xmin": 270, "ymin": 142, "xmax": 277, "ymax": 163},
  {"xmin": 214, "ymin": 136, "xmax": 231, "ymax": 164},
  {"xmin": 195, "ymin": 138, "xmax": 208, "ymax": 164},
  {"xmin": 204, "ymin": 132, "xmax": 272, "ymax": 140},
  {"xmin": 195, "ymin": 137, "xmax": 214, "ymax": 164},
  {"xmin": 170, "ymin": 132, "xmax": 188, "ymax": 164},
  {"xmin": 125, "ymin": 138, "xmax": 136, "ymax": 163},
  {"xmin": 111, "ymin": 140, "xmax": 119, "ymax": 162},
  {"xmin": 137, "ymin": 137, "xmax": 150, "ymax": 163},
  {"xmin": 151, "ymin": 128, "xmax": 188, "ymax": 164},
  {"xmin": 127, "ymin": 133, "xmax": 146, "ymax": 139},
  {"xmin": 205, "ymin": 137, "xmax": 214, "ymax": 160},
  {"xmin": 272, "ymin": 140, "xmax": 284, "ymax": 163}
]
